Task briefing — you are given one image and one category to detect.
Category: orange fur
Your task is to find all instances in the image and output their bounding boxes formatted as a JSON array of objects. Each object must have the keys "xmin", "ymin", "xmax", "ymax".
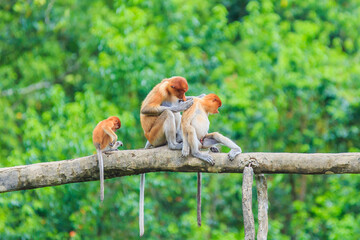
[
  {"xmin": 140, "ymin": 76, "xmax": 189, "ymax": 144},
  {"xmin": 93, "ymin": 116, "xmax": 121, "ymax": 150},
  {"xmin": 200, "ymin": 94, "xmax": 222, "ymax": 114}
]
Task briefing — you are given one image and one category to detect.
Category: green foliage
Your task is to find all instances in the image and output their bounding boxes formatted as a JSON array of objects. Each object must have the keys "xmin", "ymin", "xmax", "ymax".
[{"xmin": 1, "ymin": 0, "xmax": 360, "ymax": 238}]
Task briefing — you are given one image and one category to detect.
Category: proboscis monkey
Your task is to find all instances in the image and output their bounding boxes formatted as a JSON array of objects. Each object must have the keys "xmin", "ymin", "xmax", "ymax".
[
  {"xmin": 92, "ymin": 116, "xmax": 123, "ymax": 202},
  {"xmin": 139, "ymin": 76, "xmax": 194, "ymax": 236},
  {"xmin": 181, "ymin": 93, "xmax": 242, "ymax": 226}
]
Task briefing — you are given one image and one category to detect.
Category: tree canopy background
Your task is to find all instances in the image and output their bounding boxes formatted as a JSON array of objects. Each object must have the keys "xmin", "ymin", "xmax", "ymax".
[{"xmin": 1, "ymin": 0, "xmax": 360, "ymax": 239}]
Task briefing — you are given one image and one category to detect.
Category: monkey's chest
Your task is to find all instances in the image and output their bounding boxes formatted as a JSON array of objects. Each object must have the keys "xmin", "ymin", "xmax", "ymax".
[{"xmin": 192, "ymin": 115, "xmax": 209, "ymax": 139}]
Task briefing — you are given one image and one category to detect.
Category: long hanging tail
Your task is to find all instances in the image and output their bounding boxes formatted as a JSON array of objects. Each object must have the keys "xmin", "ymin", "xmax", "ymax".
[
  {"xmin": 139, "ymin": 173, "xmax": 145, "ymax": 236},
  {"xmin": 197, "ymin": 172, "xmax": 202, "ymax": 227},
  {"xmin": 96, "ymin": 149, "xmax": 104, "ymax": 202}
]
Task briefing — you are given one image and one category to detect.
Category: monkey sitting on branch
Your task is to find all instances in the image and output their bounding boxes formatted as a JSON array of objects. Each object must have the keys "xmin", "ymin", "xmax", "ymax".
[
  {"xmin": 139, "ymin": 76, "xmax": 194, "ymax": 236},
  {"xmin": 181, "ymin": 93, "xmax": 242, "ymax": 226},
  {"xmin": 92, "ymin": 116, "xmax": 123, "ymax": 202}
]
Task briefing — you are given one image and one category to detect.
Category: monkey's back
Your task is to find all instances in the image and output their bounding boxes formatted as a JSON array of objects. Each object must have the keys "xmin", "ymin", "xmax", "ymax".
[
  {"xmin": 92, "ymin": 121, "xmax": 112, "ymax": 150},
  {"xmin": 140, "ymin": 81, "xmax": 167, "ymax": 134}
]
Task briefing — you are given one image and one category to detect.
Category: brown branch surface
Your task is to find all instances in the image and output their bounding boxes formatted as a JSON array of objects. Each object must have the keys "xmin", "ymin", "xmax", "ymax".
[{"xmin": 1, "ymin": 147, "xmax": 360, "ymax": 193}]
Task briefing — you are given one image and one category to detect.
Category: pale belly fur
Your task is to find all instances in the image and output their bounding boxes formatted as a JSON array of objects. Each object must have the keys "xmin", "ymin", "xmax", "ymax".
[{"xmin": 191, "ymin": 113, "xmax": 209, "ymax": 140}]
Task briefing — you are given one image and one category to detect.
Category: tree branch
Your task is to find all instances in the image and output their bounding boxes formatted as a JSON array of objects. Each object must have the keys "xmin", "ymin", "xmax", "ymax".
[{"xmin": 1, "ymin": 147, "xmax": 360, "ymax": 193}]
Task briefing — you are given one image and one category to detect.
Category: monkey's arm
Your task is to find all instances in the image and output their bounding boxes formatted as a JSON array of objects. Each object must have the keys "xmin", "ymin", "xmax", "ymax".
[
  {"xmin": 186, "ymin": 94, "xmax": 206, "ymax": 100},
  {"xmin": 141, "ymin": 99, "xmax": 193, "ymax": 115},
  {"xmin": 102, "ymin": 126, "xmax": 118, "ymax": 143}
]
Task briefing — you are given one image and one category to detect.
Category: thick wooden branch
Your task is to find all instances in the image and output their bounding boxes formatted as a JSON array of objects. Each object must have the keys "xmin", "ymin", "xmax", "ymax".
[{"xmin": 1, "ymin": 147, "xmax": 360, "ymax": 193}]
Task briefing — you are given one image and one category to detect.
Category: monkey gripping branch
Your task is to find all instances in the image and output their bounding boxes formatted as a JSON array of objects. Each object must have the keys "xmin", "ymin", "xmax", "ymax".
[{"xmin": 0, "ymin": 146, "xmax": 360, "ymax": 193}]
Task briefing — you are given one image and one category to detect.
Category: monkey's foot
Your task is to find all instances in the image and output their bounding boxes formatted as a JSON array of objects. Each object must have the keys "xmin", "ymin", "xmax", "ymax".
[
  {"xmin": 114, "ymin": 141, "xmax": 123, "ymax": 148},
  {"xmin": 104, "ymin": 149, "xmax": 119, "ymax": 155},
  {"xmin": 169, "ymin": 142, "xmax": 183, "ymax": 150},
  {"xmin": 193, "ymin": 152, "xmax": 214, "ymax": 166},
  {"xmin": 176, "ymin": 134, "xmax": 183, "ymax": 143},
  {"xmin": 210, "ymin": 146, "xmax": 220, "ymax": 153},
  {"xmin": 182, "ymin": 147, "xmax": 190, "ymax": 157},
  {"xmin": 228, "ymin": 148, "xmax": 242, "ymax": 161}
]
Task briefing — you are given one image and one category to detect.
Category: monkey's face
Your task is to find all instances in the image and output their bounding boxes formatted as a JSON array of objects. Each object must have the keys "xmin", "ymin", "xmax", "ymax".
[
  {"xmin": 168, "ymin": 77, "xmax": 189, "ymax": 101},
  {"xmin": 204, "ymin": 94, "xmax": 222, "ymax": 114},
  {"xmin": 108, "ymin": 116, "xmax": 121, "ymax": 130}
]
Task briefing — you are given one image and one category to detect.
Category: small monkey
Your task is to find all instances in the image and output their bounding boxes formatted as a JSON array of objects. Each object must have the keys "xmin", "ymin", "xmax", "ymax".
[
  {"xmin": 181, "ymin": 94, "xmax": 242, "ymax": 226},
  {"xmin": 92, "ymin": 116, "xmax": 123, "ymax": 202},
  {"xmin": 139, "ymin": 76, "xmax": 193, "ymax": 236}
]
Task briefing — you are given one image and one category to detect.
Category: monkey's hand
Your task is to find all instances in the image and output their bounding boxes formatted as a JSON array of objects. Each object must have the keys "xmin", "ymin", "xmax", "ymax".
[
  {"xmin": 228, "ymin": 148, "xmax": 242, "ymax": 161},
  {"xmin": 210, "ymin": 146, "xmax": 220, "ymax": 153},
  {"xmin": 170, "ymin": 99, "xmax": 193, "ymax": 112},
  {"xmin": 193, "ymin": 152, "xmax": 215, "ymax": 166}
]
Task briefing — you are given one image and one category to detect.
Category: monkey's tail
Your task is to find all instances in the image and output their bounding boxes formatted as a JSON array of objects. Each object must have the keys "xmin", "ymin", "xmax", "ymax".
[
  {"xmin": 96, "ymin": 148, "xmax": 104, "ymax": 202},
  {"xmin": 197, "ymin": 172, "xmax": 202, "ymax": 227},
  {"xmin": 139, "ymin": 173, "xmax": 145, "ymax": 236}
]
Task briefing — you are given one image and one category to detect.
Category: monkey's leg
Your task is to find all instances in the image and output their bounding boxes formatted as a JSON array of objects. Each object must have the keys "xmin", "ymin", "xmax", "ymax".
[
  {"xmin": 147, "ymin": 110, "xmax": 182, "ymax": 150},
  {"xmin": 181, "ymin": 129, "xmax": 190, "ymax": 157},
  {"xmin": 203, "ymin": 132, "xmax": 242, "ymax": 160},
  {"xmin": 201, "ymin": 138, "xmax": 220, "ymax": 153},
  {"xmin": 188, "ymin": 127, "xmax": 214, "ymax": 165},
  {"xmin": 174, "ymin": 112, "xmax": 183, "ymax": 143}
]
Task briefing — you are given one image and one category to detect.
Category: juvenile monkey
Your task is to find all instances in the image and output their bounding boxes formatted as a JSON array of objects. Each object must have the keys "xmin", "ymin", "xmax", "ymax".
[
  {"xmin": 92, "ymin": 116, "xmax": 123, "ymax": 202},
  {"xmin": 139, "ymin": 76, "xmax": 193, "ymax": 236},
  {"xmin": 181, "ymin": 94, "xmax": 242, "ymax": 226}
]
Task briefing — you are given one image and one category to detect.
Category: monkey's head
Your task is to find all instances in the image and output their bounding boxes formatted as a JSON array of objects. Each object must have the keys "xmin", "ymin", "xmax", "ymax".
[
  {"xmin": 167, "ymin": 76, "xmax": 189, "ymax": 101},
  {"xmin": 108, "ymin": 116, "xmax": 121, "ymax": 130},
  {"xmin": 202, "ymin": 94, "xmax": 222, "ymax": 114}
]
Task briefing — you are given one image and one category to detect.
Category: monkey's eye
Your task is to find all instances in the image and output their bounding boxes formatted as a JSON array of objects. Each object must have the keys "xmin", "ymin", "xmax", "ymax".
[{"xmin": 171, "ymin": 86, "xmax": 175, "ymax": 88}]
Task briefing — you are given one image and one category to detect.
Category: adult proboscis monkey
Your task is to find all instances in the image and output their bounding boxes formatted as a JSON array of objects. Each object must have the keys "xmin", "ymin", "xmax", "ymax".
[{"xmin": 139, "ymin": 76, "xmax": 193, "ymax": 236}]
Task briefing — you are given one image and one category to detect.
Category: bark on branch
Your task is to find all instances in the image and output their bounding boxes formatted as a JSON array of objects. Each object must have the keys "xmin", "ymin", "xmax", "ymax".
[{"xmin": 1, "ymin": 147, "xmax": 360, "ymax": 193}]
